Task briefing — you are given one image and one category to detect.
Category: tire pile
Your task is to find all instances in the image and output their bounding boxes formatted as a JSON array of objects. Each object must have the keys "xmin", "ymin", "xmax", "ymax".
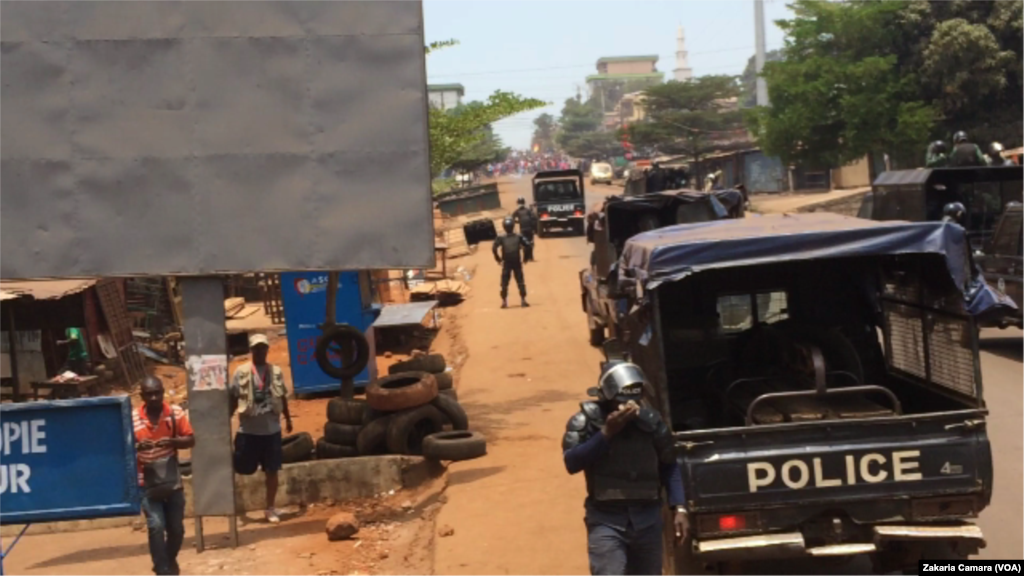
[{"xmin": 316, "ymin": 354, "xmax": 486, "ymax": 462}]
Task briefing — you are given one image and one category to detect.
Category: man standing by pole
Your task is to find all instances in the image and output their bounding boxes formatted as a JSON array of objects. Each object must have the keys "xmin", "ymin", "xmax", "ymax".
[{"xmin": 229, "ymin": 334, "xmax": 293, "ymax": 524}]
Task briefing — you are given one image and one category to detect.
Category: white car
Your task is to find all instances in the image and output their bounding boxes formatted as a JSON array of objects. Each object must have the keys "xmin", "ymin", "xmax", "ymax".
[{"xmin": 590, "ymin": 162, "xmax": 614, "ymax": 185}]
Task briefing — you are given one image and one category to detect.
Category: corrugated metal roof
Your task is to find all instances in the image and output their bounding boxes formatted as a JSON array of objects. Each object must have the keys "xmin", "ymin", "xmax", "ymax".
[
  {"xmin": 0, "ymin": 279, "xmax": 98, "ymax": 301},
  {"xmin": 372, "ymin": 301, "xmax": 438, "ymax": 328}
]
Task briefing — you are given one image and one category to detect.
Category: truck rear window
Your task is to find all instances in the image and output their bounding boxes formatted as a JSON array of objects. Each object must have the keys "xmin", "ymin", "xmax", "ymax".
[
  {"xmin": 535, "ymin": 181, "xmax": 580, "ymax": 202},
  {"xmin": 717, "ymin": 291, "xmax": 789, "ymax": 333}
]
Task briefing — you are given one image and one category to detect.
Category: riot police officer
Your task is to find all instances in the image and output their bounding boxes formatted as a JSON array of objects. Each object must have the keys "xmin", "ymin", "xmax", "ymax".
[
  {"xmin": 492, "ymin": 216, "xmax": 530, "ymax": 309},
  {"xmin": 942, "ymin": 202, "xmax": 966, "ymax": 225},
  {"xmin": 563, "ymin": 362, "xmax": 687, "ymax": 575},
  {"xmin": 950, "ymin": 131, "xmax": 989, "ymax": 167},
  {"xmin": 926, "ymin": 140, "xmax": 949, "ymax": 168},
  {"xmin": 989, "ymin": 142, "xmax": 1014, "ymax": 166},
  {"xmin": 512, "ymin": 197, "xmax": 537, "ymax": 262}
]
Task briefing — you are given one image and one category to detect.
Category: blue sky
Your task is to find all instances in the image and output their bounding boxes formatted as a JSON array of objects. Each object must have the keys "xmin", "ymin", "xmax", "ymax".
[{"xmin": 423, "ymin": 0, "xmax": 793, "ymax": 149}]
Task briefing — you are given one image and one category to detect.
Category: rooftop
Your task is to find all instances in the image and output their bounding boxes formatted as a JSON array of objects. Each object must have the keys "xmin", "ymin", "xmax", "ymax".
[
  {"xmin": 586, "ymin": 72, "xmax": 665, "ymax": 82},
  {"xmin": 597, "ymin": 55, "xmax": 659, "ymax": 64},
  {"xmin": 427, "ymin": 83, "xmax": 465, "ymax": 95}
]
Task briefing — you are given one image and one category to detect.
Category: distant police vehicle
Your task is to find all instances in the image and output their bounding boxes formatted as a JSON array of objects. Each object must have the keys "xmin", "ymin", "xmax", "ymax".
[
  {"xmin": 609, "ymin": 214, "xmax": 1008, "ymax": 574},
  {"xmin": 531, "ymin": 169, "xmax": 586, "ymax": 237}
]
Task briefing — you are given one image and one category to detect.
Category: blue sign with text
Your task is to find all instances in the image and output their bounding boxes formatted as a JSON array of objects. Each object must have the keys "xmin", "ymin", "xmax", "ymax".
[{"xmin": 0, "ymin": 396, "xmax": 140, "ymax": 525}]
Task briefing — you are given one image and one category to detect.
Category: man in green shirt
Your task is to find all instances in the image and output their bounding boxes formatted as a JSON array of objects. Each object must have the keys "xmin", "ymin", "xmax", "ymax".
[{"xmin": 58, "ymin": 327, "xmax": 90, "ymax": 376}]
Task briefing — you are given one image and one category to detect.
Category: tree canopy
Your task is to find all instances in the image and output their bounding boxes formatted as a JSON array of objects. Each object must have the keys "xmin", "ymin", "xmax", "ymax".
[
  {"xmin": 426, "ymin": 40, "xmax": 546, "ymax": 177},
  {"xmin": 555, "ymin": 97, "xmax": 621, "ymax": 158},
  {"xmin": 626, "ymin": 76, "xmax": 746, "ymax": 169},
  {"xmin": 749, "ymin": 0, "xmax": 1022, "ymax": 168},
  {"xmin": 531, "ymin": 113, "xmax": 557, "ymax": 153}
]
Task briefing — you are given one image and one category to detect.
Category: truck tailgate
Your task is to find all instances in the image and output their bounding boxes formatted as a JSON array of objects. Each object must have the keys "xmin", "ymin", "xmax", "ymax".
[{"xmin": 677, "ymin": 411, "xmax": 991, "ymax": 513}]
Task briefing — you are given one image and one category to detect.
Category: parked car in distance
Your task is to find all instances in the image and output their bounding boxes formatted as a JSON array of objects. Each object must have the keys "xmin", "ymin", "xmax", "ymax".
[{"xmin": 590, "ymin": 162, "xmax": 613, "ymax": 185}]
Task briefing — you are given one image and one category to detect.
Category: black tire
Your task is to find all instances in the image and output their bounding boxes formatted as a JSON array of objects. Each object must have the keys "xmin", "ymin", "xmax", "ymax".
[
  {"xmin": 315, "ymin": 324, "xmax": 370, "ymax": 380},
  {"xmin": 367, "ymin": 371, "xmax": 438, "ymax": 412},
  {"xmin": 439, "ymin": 389, "xmax": 458, "ymax": 401},
  {"xmin": 422, "ymin": 431, "xmax": 487, "ymax": 461},
  {"xmin": 324, "ymin": 422, "xmax": 361, "ymax": 446},
  {"xmin": 387, "ymin": 354, "xmax": 446, "ymax": 375},
  {"xmin": 281, "ymin": 432, "xmax": 315, "ymax": 464},
  {"xmin": 430, "ymin": 393, "xmax": 469, "ymax": 431},
  {"xmin": 434, "ymin": 371, "xmax": 454, "ymax": 391},
  {"xmin": 316, "ymin": 437, "xmax": 359, "ymax": 460},
  {"xmin": 386, "ymin": 404, "xmax": 448, "ymax": 455},
  {"xmin": 327, "ymin": 398, "xmax": 367, "ymax": 425},
  {"xmin": 356, "ymin": 415, "xmax": 392, "ymax": 455},
  {"xmin": 362, "ymin": 405, "xmax": 388, "ymax": 426}
]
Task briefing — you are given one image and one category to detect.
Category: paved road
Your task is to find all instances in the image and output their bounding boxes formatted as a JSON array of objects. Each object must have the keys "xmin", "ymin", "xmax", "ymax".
[{"xmin": 437, "ymin": 175, "xmax": 1022, "ymax": 573}]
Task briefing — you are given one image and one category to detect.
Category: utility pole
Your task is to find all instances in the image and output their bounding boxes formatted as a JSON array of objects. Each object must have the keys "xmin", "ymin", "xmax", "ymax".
[{"xmin": 754, "ymin": 0, "xmax": 770, "ymax": 107}]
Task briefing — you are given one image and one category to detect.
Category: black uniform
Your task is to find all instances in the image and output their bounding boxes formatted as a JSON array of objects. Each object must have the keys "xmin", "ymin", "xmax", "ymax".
[
  {"xmin": 492, "ymin": 233, "xmax": 530, "ymax": 299},
  {"xmin": 950, "ymin": 142, "xmax": 988, "ymax": 167},
  {"xmin": 513, "ymin": 206, "xmax": 537, "ymax": 262}
]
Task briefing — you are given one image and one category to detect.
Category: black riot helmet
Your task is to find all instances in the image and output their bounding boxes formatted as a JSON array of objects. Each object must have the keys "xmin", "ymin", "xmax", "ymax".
[
  {"xmin": 953, "ymin": 131, "xmax": 968, "ymax": 144},
  {"xmin": 942, "ymin": 202, "xmax": 966, "ymax": 224},
  {"xmin": 517, "ymin": 196, "xmax": 526, "ymax": 206},
  {"xmin": 502, "ymin": 216, "xmax": 516, "ymax": 233},
  {"xmin": 931, "ymin": 140, "xmax": 948, "ymax": 155},
  {"xmin": 596, "ymin": 362, "xmax": 648, "ymax": 405},
  {"xmin": 990, "ymin": 142, "xmax": 1005, "ymax": 157}
]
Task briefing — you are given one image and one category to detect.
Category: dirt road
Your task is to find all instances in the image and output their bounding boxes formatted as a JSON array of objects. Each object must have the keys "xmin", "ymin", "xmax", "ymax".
[{"xmin": 433, "ymin": 177, "xmax": 619, "ymax": 575}]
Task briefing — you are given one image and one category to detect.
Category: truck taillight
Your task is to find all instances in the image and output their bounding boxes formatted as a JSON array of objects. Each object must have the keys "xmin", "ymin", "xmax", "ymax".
[
  {"xmin": 698, "ymin": 512, "xmax": 758, "ymax": 535},
  {"xmin": 540, "ymin": 213, "xmax": 550, "ymax": 219},
  {"xmin": 574, "ymin": 210, "xmax": 583, "ymax": 217},
  {"xmin": 718, "ymin": 515, "xmax": 746, "ymax": 531}
]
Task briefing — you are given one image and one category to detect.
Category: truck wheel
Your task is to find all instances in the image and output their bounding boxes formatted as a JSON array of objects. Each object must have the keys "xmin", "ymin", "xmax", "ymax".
[
  {"xmin": 422, "ymin": 431, "xmax": 487, "ymax": 461},
  {"xmin": 385, "ymin": 404, "xmax": 448, "ymax": 455},
  {"xmin": 315, "ymin": 324, "xmax": 370, "ymax": 380},
  {"xmin": 388, "ymin": 353, "xmax": 446, "ymax": 375},
  {"xmin": 367, "ymin": 372, "xmax": 438, "ymax": 411}
]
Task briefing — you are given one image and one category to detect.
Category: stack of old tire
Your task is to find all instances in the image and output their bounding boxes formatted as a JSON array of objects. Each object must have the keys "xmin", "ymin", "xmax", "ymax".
[{"xmin": 315, "ymin": 353, "xmax": 486, "ymax": 462}]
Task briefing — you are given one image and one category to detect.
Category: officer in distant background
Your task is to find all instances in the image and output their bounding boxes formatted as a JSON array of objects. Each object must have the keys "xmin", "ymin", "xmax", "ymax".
[
  {"xmin": 926, "ymin": 140, "xmax": 949, "ymax": 168},
  {"xmin": 562, "ymin": 362, "xmax": 687, "ymax": 575},
  {"xmin": 492, "ymin": 216, "xmax": 531, "ymax": 309},
  {"xmin": 949, "ymin": 131, "xmax": 989, "ymax": 167},
  {"xmin": 512, "ymin": 197, "xmax": 537, "ymax": 262}
]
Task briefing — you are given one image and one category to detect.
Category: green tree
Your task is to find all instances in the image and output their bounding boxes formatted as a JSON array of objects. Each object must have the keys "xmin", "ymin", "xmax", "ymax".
[
  {"xmin": 626, "ymin": 76, "xmax": 746, "ymax": 179},
  {"xmin": 448, "ymin": 123, "xmax": 509, "ymax": 174},
  {"xmin": 426, "ymin": 41, "xmax": 546, "ymax": 178},
  {"xmin": 531, "ymin": 113, "xmax": 558, "ymax": 153},
  {"xmin": 555, "ymin": 97, "xmax": 619, "ymax": 158}
]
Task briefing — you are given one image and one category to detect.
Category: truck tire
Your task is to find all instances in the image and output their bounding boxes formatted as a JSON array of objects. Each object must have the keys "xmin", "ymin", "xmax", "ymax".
[
  {"xmin": 385, "ymin": 404, "xmax": 448, "ymax": 455},
  {"xmin": 281, "ymin": 432, "xmax": 315, "ymax": 464},
  {"xmin": 422, "ymin": 431, "xmax": 486, "ymax": 462},
  {"xmin": 324, "ymin": 422, "xmax": 361, "ymax": 446},
  {"xmin": 356, "ymin": 415, "xmax": 392, "ymax": 455},
  {"xmin": 440, "ymin": 389, "xmax": 458, "ymax": 401},
  {"xmin": 315, "ymin": 324, "xmax": 370, "ymax": 380},
  {"xmin": 316, "ymin": 437, "xmax": 358, "ymax": 460},
  {"xmin": 434, "ymin": 371, "xmax": 454, "ymax": 390},
  {"xmin": 362, "ymin": 405, "xmax": 388, "ymax": 426},
  {"xmin": 388, "ymin": 354, "xmax": 446, "ymax": 375},
  {"xmin": 327, "ymin": 398, "xmax": 367, "ymax": 425},
  {"xmin": 430, "ymin": 393, "xmax": 469, "ymax": 431},
  {"xmin": 367, "ymin": 372, "xmax": 438, "ymax": 411}
]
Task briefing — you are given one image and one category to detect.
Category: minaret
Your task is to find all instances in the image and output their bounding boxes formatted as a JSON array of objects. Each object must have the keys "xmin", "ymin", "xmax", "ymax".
[{"xmin": 673, "ymin": 25, "xmax": 693, "ymax": 82}]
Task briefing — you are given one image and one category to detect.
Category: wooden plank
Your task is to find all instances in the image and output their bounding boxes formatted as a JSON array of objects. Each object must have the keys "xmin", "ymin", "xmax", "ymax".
[{"xmin": 224, "ymin": 297, "xmax": 245, "ymax": 317}]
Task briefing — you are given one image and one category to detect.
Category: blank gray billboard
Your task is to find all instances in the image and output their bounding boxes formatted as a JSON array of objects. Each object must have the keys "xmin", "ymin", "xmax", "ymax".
[{"xmin": 1, "ymin": 1, "xmax": 434, "ymax": 280}]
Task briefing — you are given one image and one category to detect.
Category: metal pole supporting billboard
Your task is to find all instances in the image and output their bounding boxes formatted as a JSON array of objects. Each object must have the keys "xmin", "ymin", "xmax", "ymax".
[{"xmin": 180, "ymin": 278, "xmax": 237, "ymax": 551}]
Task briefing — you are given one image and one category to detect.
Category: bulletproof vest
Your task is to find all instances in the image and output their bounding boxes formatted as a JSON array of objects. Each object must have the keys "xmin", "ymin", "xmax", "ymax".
[
  {"xmin": 499, "ymin": 235, "xmax": 523, "ymax": 263},
  {"xmin": 951, "ymin": 143, "xmax": 983, "ymax": 167},
  {"xmin": 584, "ymin": 423, "xmax": 661, "ymax": 503},
  {"xmin": 515, "ymin": 207, "xmax": 536, "ymax": 232}
]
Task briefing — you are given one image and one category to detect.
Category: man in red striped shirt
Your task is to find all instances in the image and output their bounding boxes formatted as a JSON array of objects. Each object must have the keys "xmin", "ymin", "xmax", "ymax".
[{"xmin": 134, "ymin": 376, "xmax": 195, "ymax": 576}]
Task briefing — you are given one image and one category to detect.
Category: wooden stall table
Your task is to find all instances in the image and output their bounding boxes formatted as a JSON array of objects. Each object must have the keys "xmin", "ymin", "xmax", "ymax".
[{"xmin": 31, "ymin": 375, "xmax": 98, "ymax": 400}]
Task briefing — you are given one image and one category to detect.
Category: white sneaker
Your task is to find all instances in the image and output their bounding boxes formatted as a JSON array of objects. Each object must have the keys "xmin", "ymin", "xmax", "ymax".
[{"xmin": 265, "ymin": 508, "xmax": 281, "ymax": 524}]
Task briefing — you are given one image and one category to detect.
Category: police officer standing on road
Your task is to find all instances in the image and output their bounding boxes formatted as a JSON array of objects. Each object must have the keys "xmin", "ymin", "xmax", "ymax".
[
  {"xmin": 563, "ymin": 362, "xmax": 688, "ymax": 575},
  {"xmin": 950, "ymin": 131, "xmax": 989, "ymax": 167},
  {"xmin": 492, "ymin": 216, "xmax": 531, "ymax": 309},
  {"xmin": 512, "ymin": 197, "xmax": 537, "ymax": 262}
]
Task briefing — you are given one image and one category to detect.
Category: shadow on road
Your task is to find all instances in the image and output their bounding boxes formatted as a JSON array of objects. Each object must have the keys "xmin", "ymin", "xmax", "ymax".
[
  {"xmin": 448, "ymin": 466, "xmax": 507, "ymax": 487},
  {"xmin": 979, "ymin": 335, "xmax": 1023, "ymax": 363}
]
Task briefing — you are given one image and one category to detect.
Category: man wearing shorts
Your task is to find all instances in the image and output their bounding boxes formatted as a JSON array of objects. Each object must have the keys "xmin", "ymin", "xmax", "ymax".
[{"xmin": 229, "ymin": 334, "xmax": 292, "ymax": 523}]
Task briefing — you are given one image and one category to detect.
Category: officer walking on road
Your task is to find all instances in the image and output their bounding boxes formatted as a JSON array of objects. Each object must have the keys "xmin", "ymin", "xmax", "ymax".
[
  {"xmin": 563, "ymin": 362, "xmax": 688, "ymax": 575},
  {"xmin": 492, "ymin": 216, "xmax": 531, "ymax": 309},
  {"xmin": 512, "ymin": 197, "xmax": 537, "ymax": 262}
]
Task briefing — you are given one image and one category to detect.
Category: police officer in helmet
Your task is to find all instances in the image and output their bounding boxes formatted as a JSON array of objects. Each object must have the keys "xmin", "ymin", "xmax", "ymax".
[
  {"xmin": 563, "ymin": 362, "xmax": 687, "ymax": 575},
  {"xmin": 492, "ymin": 216, "xmax": 531, "ymax": 309},
  {"xmin": 989, "ymin": 142, "xmax": 1014, "ymax": 166},
  {"xmin": 950, "ymin": 131, "xmax": 989, "ymax": 167},
  {"xmin": 926, "ymin": 140, "xmax": 949, "ymax": 168},
  {"xmin": 942, "ymin": 202, "xmax": 966, "ymax": 225},
  {"xmin": 512, "ymin": 197, "xmax": 537, "ymax": 262}
]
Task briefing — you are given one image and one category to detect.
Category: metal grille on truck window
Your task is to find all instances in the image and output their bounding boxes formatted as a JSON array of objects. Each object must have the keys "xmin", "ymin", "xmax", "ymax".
[
  {"xmin": 884, "ymin": 302, "xmax": 926, "ymax": 379},
  {"xmin": 926, "ymin": 313, "xmax": 977, "ymax": 397}
]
